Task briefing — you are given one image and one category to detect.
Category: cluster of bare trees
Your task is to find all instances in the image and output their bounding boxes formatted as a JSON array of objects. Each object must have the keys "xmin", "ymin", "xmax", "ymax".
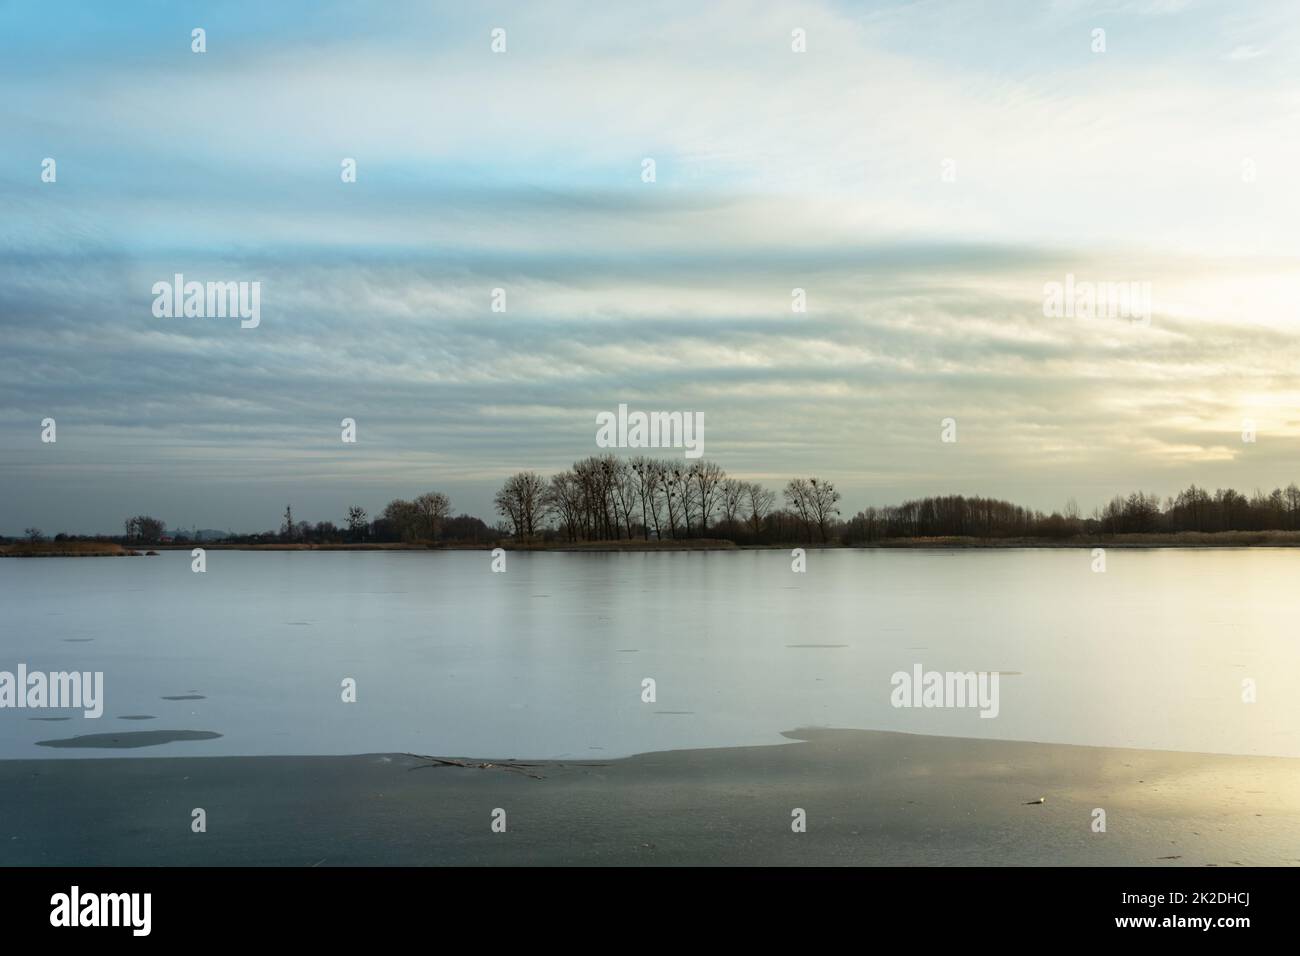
[
  {"xmin": 123, "ymin": 515, "xmax": 166, "ymax": 543},
  {"xmin": 843, "ymin": 483, "xmax": 1300, "ymax": 542},
  {"xmin": 491, "ymin": 455, "xmax": 840, "ymax": 543},
  {"xmin": 372, "ymin": 492, "xmax": 452, "ymax": 542},
  {"xmin": 493, "ymin": 473, "xmax": 547, "ymax": 539},
  {"xmin": 343, "ymin": 495, "xmax": 490, "ymax": 544},
  {"xmin": 1124, "ymin": 483, "xmax": 1300, "ymax": 534},
  {"xmin": 845, "ymin": 495, "xmax": 1046, "ymax": 541},
  {"xmin": 1040, "ymin": 485, "xmax": 1300, "ymax": 537},
  {"xmin": 782, "ymin": 477, "xmax": 843, "ymax": 543}
]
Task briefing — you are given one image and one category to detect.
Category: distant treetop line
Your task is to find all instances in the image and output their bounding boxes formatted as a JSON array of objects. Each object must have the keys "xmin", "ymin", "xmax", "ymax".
[{"xmin": 13, "ymin": 457, "xmax": 1300, "ymax": 547}]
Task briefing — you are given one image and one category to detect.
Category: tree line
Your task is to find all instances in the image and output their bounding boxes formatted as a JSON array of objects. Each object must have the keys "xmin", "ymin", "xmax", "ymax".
[
  {"xmin": 843, "ymin": 483, "xmax": 1300, "ymax": 542},
  {"xmin": 96, "ymin": 458, "xmax": 844, "ymax": 547},
  {"xmin": 491, "ymin": 464, "xmax": 1300, "ymax": 544},
  {"xmin": 20, "ymin": 474, "xmax": 1300, "ymax": 548},
  {"xmin": 109, "ymin": 498, "xmax": 493, "ymax": 546},
  {"xmin": 492, "ymin": 456, "xmax": 844, "ymax": 544}
]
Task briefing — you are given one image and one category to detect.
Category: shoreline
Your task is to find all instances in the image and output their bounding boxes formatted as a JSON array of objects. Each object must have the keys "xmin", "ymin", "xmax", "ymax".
[
  {"xmin": 3, "ymin": 728, "xmax": 1296, "ymax": 866},
  {"xmin": 10, "ymin": 530, "xmax": 1300, "ymax": 556}
]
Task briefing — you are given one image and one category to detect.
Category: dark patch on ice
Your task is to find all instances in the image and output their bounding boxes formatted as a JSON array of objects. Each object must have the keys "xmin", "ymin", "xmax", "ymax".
[{"xmin": 36, "ymin": 730, "xmax": 223, "ymax": 749}]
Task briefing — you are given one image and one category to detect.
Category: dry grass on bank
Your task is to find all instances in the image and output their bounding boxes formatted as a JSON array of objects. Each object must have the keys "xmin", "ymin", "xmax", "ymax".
[{"xmin": 0, "ymin": 541, "xmax": 140, "ymax": 557}]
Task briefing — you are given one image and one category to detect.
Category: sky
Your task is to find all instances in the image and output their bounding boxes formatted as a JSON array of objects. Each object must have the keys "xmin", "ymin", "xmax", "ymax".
[{"xmin": 2, "ymin": 0, "xmax": 1300, "ymax": 535}]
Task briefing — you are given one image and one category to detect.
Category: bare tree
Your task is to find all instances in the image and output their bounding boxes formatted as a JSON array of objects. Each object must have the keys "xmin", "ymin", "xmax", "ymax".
[
  {"xmin": 746, "ymin": 482, "xmax": 776, "ymax": 539},
  {"xmin": 544, "ymin": 470, "xmax": 584, "ymax": 541},
  {"xmin": 806, "ymin": 477, "xmax": 842, "ymax": 542},
  {"xmin": 629, "ymin": 458, "xmax": 652, "ymax": 540},
  {"xmin": 657, "ymin": 463, "xmax": 680, "ymax": 539},
  {"xmin": 609, "ymin": 458, "xmax": 638, "ymax": 538},
  {"xmin": 719, "ymin": 478, "xmax": 745, "ymax": 526},
  {"xmin": 345, "ymin": 505, "xmax": 368, "ymax": 541},
  {"xmin": 494, "ymin": 484, "xmax": 522, "ymax": 537},
  {"xmin": 381, "ymin": 499, "xmax": 421, "ymax": 541},
  {"xmin": 783, "ymin": 478, "xmax": 814, "ymax": 539},
  {"xmin": 690, "ymin": 460, "xmax": 725, "ymax": 534},
  {"xmin": 413, "ymin": 491, "xmax": 452, "ymax": 541},
  {"xmin": 495, "ymin": 471, "xmax": 548, "ymax": 539},
  {"xmin": 573, "ymin": 457, "xmax": 613, "ymax": 539},
  {"xmin": 670, "ymin": 466, "xmax": 696, "ymax": 536},
  {"xmin": 643, "ymin": 459, "xmax": 665, "ymax": 539},
  {"xmin": 647, "ymin": 459, "xmax": 672, "ymax": 539}
]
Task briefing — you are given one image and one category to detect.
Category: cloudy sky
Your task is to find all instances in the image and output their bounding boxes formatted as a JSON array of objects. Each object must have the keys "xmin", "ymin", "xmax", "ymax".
[{"xmin": 3, "ymin": 0, "xmax": 1299, "ymax": 534}]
